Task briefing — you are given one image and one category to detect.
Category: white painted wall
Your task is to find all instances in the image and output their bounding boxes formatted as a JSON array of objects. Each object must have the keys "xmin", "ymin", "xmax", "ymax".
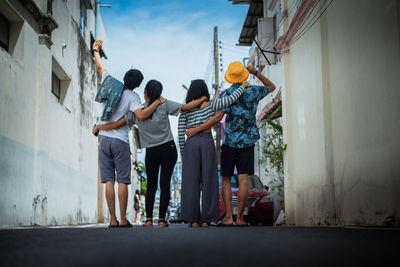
[
  {"xmin": 0, "ymin": 0, "xmax": 109, "ymax": 226},
  {"xmin": 281, "ymin": 0, "xmax": 400, "ymax": 226},
  {"xmin": 252, "ymin": 0, "xmax": 282, "ymax": 194}
]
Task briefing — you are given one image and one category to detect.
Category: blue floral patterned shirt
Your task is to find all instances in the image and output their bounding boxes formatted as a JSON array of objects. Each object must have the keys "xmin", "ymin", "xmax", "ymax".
[{"xmin": 220, "ymin": 83, "xmax": 270, "ymax": 148}]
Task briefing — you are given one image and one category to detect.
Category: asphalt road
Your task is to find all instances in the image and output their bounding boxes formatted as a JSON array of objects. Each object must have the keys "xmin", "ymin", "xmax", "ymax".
[{"xmin": 1, "ymin": 224, "xmax": 398, "ymax": 267}]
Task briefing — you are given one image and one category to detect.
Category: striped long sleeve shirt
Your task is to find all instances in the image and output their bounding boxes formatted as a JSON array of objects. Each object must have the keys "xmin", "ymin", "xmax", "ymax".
[{"xmin": 178, "ymin": 85, "xmax": 246, "ymax": 154}]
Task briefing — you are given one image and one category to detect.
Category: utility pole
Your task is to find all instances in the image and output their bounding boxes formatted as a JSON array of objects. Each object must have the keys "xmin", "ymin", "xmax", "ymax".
[{"xmin": 213, "ymin": 26, "xmax": 221, "ymax": 166}]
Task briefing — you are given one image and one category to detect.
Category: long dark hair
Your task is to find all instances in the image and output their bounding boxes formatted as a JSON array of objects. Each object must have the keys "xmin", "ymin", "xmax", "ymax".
[
  {"xmin": 135, "ymin": 190, "xmax": 139, "ymax": 196},
  {"xmin": 144, "ymin": 80, "xmax": 163, "ymax": 119},
  {"xmin": 185, "ymin": 79, "xmax": 209, "ymax": 104}
]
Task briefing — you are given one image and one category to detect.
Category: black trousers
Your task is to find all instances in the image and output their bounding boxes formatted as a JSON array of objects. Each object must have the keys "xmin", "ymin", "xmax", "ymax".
[{"xmin": 145, "ymin": 140, "xmax": 177, "ymax": 219}]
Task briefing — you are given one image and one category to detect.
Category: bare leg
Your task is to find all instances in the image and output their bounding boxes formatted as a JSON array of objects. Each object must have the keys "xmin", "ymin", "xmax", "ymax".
[
  {"xmin": 118, "ymin": 182, "xmax": 128, "ymax": 225},
  {"xmin": 105, "ymin": 181, "xmax": 118, "ymax": 226},
  {"xmin": 236, "ymin": 174, "xmax": 249, "ymax": 225},
  {"xmin": 221, "ymin": 176, "xmax": 233, "ymax": 224}
]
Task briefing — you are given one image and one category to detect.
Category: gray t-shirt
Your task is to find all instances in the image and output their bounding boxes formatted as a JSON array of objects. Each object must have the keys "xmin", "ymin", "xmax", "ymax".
[{"xmin": 129, "ymin": 100, "xmax": 182, "ymax": 148}]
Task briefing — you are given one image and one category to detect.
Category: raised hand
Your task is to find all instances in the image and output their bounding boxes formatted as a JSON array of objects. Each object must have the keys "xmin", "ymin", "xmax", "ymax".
[
  {"xmin": 93, "ymin": 38, "xmax": 103, "ymax": 51},
  {"xmin": 159, "ymin": 96, "xmax": 167, "ymax": 103}
]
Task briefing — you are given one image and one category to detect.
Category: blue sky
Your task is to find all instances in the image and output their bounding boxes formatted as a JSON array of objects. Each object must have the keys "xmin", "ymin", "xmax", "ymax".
[{"xmin": 99, "ymin": 0, "xmax": 251, "ymax": 150}]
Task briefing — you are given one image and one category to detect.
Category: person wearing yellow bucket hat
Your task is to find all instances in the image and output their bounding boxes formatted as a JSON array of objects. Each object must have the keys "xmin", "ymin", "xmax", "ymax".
[
  {"xmin": 185, "ymin": 62, "xmax": 276, "ymax": 227},
  {"xmin": 224, "ymin": 61, "xmax": 250, "ymax": 84}
]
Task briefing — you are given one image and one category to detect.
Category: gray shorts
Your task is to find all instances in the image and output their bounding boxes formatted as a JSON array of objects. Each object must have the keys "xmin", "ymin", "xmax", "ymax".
[{"xmin": 99, "ymin": 135, "xmax": 131, "ymax": 184}]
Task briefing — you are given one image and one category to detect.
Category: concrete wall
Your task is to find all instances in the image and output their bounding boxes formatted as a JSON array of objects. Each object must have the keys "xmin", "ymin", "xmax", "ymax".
[
  {"xmin": 0, "ymin": 0, "xmax": 108, "ymax": 226},
  {"xmin": 251, "ymin": 0, "xmax": 282, "ymax": 188},
  {"xmin": 282, "ymin": 0, "xmax": 400, "ymax": 226}
]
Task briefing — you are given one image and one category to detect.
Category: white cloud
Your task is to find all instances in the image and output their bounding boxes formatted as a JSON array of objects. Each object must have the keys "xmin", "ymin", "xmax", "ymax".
[{"xmin": 102, "ymin": 6, "xmax": 249, "ymax": 142}]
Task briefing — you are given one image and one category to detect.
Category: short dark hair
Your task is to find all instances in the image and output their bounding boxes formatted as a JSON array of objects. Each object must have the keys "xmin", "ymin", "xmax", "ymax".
[
  {"xmin": 185, "ymin": 79, "xmax": 209, "ymax": 104},
  {"xmin": 123, "ymin": 69, "xmax": 143, "ymax": 90}
]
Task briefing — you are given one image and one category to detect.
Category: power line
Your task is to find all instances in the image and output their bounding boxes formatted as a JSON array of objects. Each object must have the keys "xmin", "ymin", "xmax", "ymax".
[
  {"xmin": 285, "ymin": 0, "xmax": 326, "ymax": 42},
  {"xmin": 285, "ymin": 0, "xmax": 334, "ymax": 48},
  {"xmin": 222, "ymin": 47, "xmax": 249, "ymax": 55},
  {"xmin": 220, "ymin": 42, "xmax": 248, "ymax": 50},
  {"xmin": 278, "ymin": 0, "xmax": 301, "ymax": 30}
]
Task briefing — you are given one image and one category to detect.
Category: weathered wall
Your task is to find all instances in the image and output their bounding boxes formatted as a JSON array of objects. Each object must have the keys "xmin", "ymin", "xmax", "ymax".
[
  {"xmin": 282, "ymin": 0, "xmax": 400, "ymax": 226},
  {"xmin": 0, "ymin": 0, "xmax": 107, "ymax": 226}
]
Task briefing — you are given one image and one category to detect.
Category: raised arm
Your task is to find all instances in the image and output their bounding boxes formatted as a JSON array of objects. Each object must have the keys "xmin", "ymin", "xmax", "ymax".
[
  {"xmin": 181, "ymin": 96, "xmax": 207, "ymax": 111},
  {"xmin": 134, "ymin": 96, "xmax": 165, "ymax": 121},
  {"xmin": 186, "ymin": 111, "xmax": 225, "ymax": 138},
  {"xmin": 93, "ymin": 39, "xmax": 105, "ymax": 76},
  {"xmin": 209, "ymin": 82, "xmax": 250, "ymax": 111},
  {"xmin": 178, "ymin": 113, "xmax": 188, "ymax": 156},
  {"xmin": 246, "ymin": 65, "xmax": 276, "ymax": 92}
]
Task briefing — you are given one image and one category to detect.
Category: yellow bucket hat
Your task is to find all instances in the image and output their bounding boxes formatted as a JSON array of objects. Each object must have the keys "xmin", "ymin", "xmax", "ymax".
[{"xmin": 224, "ymin": 61, "xmax": 249, "ymax": 84}]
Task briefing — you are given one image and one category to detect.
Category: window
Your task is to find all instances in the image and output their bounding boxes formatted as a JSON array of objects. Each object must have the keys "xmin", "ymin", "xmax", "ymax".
[
  {"xmin": 52, "ymin": 73, "xmax": 61, "ymax": 99},
  {"xmin": 0, "ymin": 2, "xmax": 24, "ymax": 63},
  {"xmin": 51, "ymin": 57, "xmax": 71, "ymax": 109},
  {"xmin": 0, "ymin": 13, "xmax": 9, "ymax": 51}
]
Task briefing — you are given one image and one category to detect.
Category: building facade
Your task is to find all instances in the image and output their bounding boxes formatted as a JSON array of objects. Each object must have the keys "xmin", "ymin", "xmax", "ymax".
[
  {"xmin": 0, "ymin": 0, "xmax": 110, "ymax": 227},
  {"xmin": 232, "ymin": 0, "xmax": 400, "ymax": 226}
]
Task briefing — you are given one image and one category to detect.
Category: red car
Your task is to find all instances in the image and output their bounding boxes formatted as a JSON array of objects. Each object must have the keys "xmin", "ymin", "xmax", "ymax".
[{"xmin": 219, "ymin": 174, "xmax": 274, "ymax": 226}]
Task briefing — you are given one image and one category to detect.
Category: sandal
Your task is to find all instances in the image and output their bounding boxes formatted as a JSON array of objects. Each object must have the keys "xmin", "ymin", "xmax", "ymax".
[
  {"xmin": 108, "ymin": 220, "xmax": 119, "ymax": 228},
  {"xmin": 158, "ymin": 218, "xmax": 169, "ymax": 228},
  {"xmin": 189, "ymin": 222, "xmax": 200, "ymax": 228},
  {"xmin": 120, "ymin": 220, "xmax": 133, "ymax": 228},
  {"xmin": 201, "ymin": 222, "xmax": 209, "ymax": 227},
  {"xmin": 143, "ymin": 218, "xmax": 153, "ymax": 227}
]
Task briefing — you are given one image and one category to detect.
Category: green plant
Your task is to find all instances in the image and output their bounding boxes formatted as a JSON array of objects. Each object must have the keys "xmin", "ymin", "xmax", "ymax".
[
  {"xmin": 259, "ymin": 118, "xmax": 287, "ymax": 199},
  {"xmin": 136, "ymin": 161, "xmax": 147, "ymax": 195}
]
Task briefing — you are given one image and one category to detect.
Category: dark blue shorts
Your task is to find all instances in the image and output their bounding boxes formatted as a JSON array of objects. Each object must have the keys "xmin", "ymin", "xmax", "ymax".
[{"xmin": 99, "ymin": 135, "xmax": 131, "ymax": 184}]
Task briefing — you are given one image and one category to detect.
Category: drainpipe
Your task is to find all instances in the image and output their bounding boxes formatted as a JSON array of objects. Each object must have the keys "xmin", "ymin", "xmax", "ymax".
[{"xmin": 95, "ymin": 1, "xmax": 111, "ymax": 39}]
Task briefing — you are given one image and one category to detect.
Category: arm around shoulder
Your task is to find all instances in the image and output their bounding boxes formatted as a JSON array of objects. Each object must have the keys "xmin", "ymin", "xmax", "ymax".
[
  {"xmin": 133, "ymin": 96, "xmax": 163, "ymax": 121},
  {"xmin": 181, "ymin": 96, "xmax": 207, "ymax": 111}
]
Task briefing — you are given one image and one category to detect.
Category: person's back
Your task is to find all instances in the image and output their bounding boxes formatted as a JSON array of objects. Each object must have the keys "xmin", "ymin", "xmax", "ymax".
[
  {"xmin": 131, "ymin": 100, "xmax": 180, "ymax": 148},
  {"xmin": 217, "ymin": 61, "xmax": 275, "ymax": 227},
  {"xmin": 220, "ymin": 82, "xmax": 269, "ymax": 148},
  {"xmin": 97, "ymin": 78, "xmax": 142, "ymax": 143}
]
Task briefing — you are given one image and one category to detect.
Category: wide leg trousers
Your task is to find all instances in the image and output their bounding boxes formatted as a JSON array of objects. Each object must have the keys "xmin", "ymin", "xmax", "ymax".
[{"xmin": 181, "ymin": 132, "xmax": 220, "ymax": 223}]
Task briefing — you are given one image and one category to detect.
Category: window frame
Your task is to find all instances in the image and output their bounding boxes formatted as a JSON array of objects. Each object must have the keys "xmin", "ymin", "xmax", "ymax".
[
  {"xmin": 51, "ymin": 72, "xmax": 61, "ymax": 100},
  {"xmin": 0, "ymin": 12, "xmax": 10, "ymax": 52}
]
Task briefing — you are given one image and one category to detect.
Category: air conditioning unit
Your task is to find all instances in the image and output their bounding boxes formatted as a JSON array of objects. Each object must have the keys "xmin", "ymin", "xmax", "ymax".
[{"xmin": 257, "ymin": 17, "xmax": 276, "ymax": 65}]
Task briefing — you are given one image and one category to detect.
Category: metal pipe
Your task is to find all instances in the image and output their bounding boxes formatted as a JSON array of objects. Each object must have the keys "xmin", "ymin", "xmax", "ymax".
[
  {"xmin": 254, "ymin": 39, "xmax": 271, "ymax": 65},
  {"xmin": 95, "ymin": 0, "xmax": 99, "ymax": 38}
]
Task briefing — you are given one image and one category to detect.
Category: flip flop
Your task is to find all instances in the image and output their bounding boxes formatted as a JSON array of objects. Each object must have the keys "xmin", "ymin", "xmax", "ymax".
[
  {"xmin": 108, "ymin": 221, "xmax": 119, "ymax": 228},
  {"xmin": 119, "ymin": 220, "xmax": 133, "ymax": 228},
  {"xmin": 217, "ymin": 221, "xmax": 234, "ymax": 227},
  {"xmin": 158, "ymin": 218, "xmax": 169, "ymax": 228},
  {"xmin": 143, "ymin": 218, "xmax": 153, "ymax": 227}
]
